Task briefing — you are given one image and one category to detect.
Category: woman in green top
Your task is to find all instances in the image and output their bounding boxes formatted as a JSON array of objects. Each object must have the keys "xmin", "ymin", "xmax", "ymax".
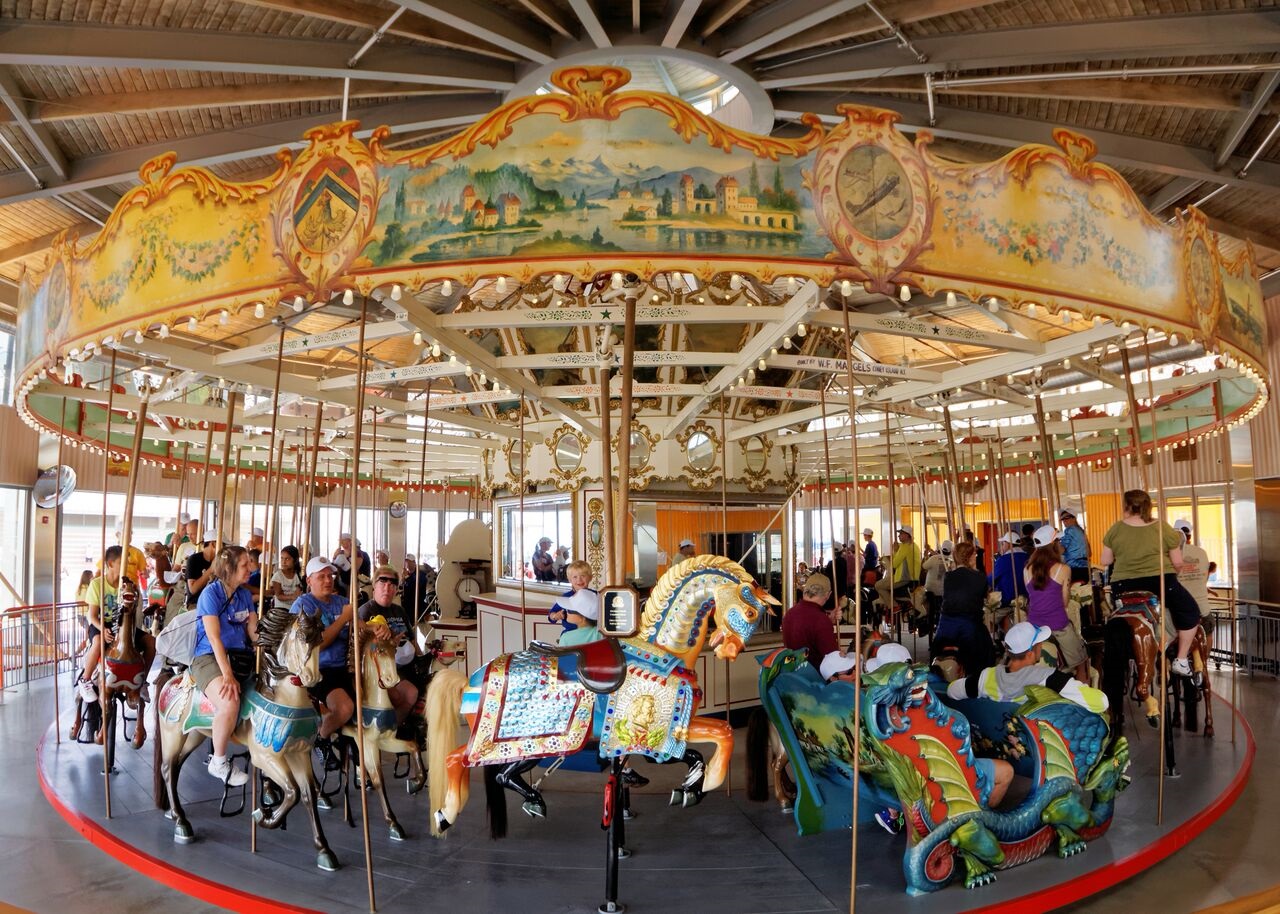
[{"xmin": 1100, "ymin": 489, "xmax": 1202, "ymax": 679}]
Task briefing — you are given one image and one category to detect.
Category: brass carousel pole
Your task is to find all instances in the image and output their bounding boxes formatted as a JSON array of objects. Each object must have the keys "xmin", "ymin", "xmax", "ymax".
[
  {"xmin": 718, "ymin": 392, "xmax": 732, "ymax": 795},
  {"xmin": 1213, "ymin": 381, "xmax": 1237, "ymax": 745},
  {"xmin": 98, "ymin": 349, "xmax": 117, "ymax": 817},
  {"xmin": 413, "ymin": 383, "xmax": 431, "ymax": 626},
  {"xmin": 519, "ymin": 396, "xmax": 527, "ymax": 615},
  {"xmin": 196, "ymin": 414, "xmax": 217, "ymax": 540},
  {"xmin": 302, "ymin": 415, "xmax": 323, "ymax": 563},
  {"xmin": 884, "ymin": 409, "xmax": 896, "ymax": 632},
  {"xmin": 838, "ymin": 300, "xmax": 863, "ymax": 914},
  {"xmin": 942, "ymin": 405, "xmax": 967, "ymax": 540},
  {"xmin": 214, "ymin": 393, "xmax": 239, "ymax": 551},
  {"xmin": 618, "ymin": 296, "xmax": 637, "ymax": 582},
  {"xmin": 248, "ymin": 445, "xmax": 260, "ymax": 547},
  {"xmin": 1033, "ymin": 392, "xmax": 1059, "ymax": 521},
  {"xmin": 818, "ymin": 380, "xmax": 842, "ymax": 611},
  {"xmin": 51, "ymin": 397, "xmax": 67, "ymax": 743},
  {"xmin": 1119, "ymin": 348, "xmax": 1151, "ymax": 491},
  {"xmin": 347, "ymin": 296, "xmax": 377, "ymax": 913},
  {"xmin": 251, "ymin": 321, "xmax": 287, "ymax": 854},
  {"xmin": 172, "ymin": 441, "xmax": 191, "ymax": 556},
  {"xmin": 230, "ymin": 447, "xmax": 245, "ymax": 546},
  {"xmin": 599, "ymin": 347, "xmax": 615, "ymax": 583},
  {"xmin": 1141, "ymin": 334, "xmax": 1170, "ymax": 825}
]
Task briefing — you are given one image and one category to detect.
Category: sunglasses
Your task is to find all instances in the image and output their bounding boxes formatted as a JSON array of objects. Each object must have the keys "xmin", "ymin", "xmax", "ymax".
[{"xmin": 376, "ymin": 576, "xmax": 398, "ymax": 585}]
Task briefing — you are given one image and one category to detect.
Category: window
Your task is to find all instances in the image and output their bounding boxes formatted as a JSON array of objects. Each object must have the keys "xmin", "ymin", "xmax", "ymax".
[
  {"xmin": 406, "ymin": 509, "xmax": 441, "ymax": 568},
  {"xmin": 0, "ymin": 486, "xmax": 28, "ymax": 604},
  {"xmin": 497, "ymin": 496, "xmax": 571, "ymax": 582},
  {"xmin": 1160, "ymin": 495, "xmax": 1233, "ymax": 585},
  {"xmin": 792, "ymin": 505, "xmax": 882, "ymax": 571},
  {"xmin": 0, "ymin": 329, "xmax": 13, "ymax": 406},
  {"xmin": 59, "ymin": 491, "xmax": 180, "ymax": 596},
  {"xmin": 315, "ymin": 505, "xmax": 383, "ymax": 562}
]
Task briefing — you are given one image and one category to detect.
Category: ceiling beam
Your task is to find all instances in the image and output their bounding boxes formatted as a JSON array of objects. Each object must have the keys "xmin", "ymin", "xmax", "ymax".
[
  {"xmin": 1203, "ymin": 214, "xmax": 1280, "ymax": 255},
  {"xmin": 389, "ymin": 0, "xmax": 554, "ymax": 63},
  {"xmin": 566, "ymin": 0, "xmax": 611, "ymax": 47},
  {"xmin": 0, "ymin": 21, "xmax": 517, "ymax": 89},
  {"xmin": 0, "ymin": 66, "xmax": 67, "ymax": 178},
  {"xmin": 499, "ymin": 350, "xmax": 738, "ymax": 370},
  {"xmin": 436, "ymin": 303, "xmax": 788, "ymax": 330},
  {"xmin": 512, "ymin": 0, "xmax": 575, "ymax": 39},
  {"xmin": 1216, "ymin": 71, "xmax": 1280, "ymax": 168},
  {"xmin": 808, "ymin": 309, "xmax": 1043, "ymax": 353},
  {"xmin": 757, "ymin": 0, "xmax": 1004, "ymax": 59},
  {"xmin": 766, "ymin": 352, "xmax": 941, "ymax": 382},
  {"xmin": 719, "ymin": 0, "xmax": 870, "ymax": 64},
  {"xmin": 0, "ymin": 223, "xmax": 98, "ymax": 266},
  {"xmin": 662, "ymin": 0, "xmax": 703, "ymax": 47},
  {"xmin": 699, "ymin": 0, "xmax": 752, "ymax": 38},
  {"xmin": 758, "ymin": 12, "xmax": 1280, "ymax": 86},
  {"xmin": 0, "ymin": 92, "xmax": 498, "ymax": 206},
  {"xmin": 772, "ymin": 90, "xmax": 1280, "ymax": 194},
  {"xmin": 1144, "ymin": 176, "xmax": 1203, "ymax": 216},
  {"xmin": 231, "ymin": 0, "xmax": 519, "ymax": 60},
  {"xmin": 847, "ymin": 77, "xmax": 1250, "ymax": 113}
]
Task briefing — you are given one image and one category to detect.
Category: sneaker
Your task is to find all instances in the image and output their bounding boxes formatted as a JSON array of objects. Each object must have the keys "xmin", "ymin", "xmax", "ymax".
[
  {"xmin": 208, "ymin": 755, "xmax": 249, "ymax": 787},
  {"xmin": 875, "ymin": 807, "xmax": 904, "ymax": 834},
  {"xmin": 620, "ymin": 767, "xmax": 650, "ymax": 787},
  {"xmin": 77, "ymin": 679, "xmax": 98, "ymax": 703},
  {"xmin": 1171, "ymin": 657, "xmax": 1192, "ymax": 677}
]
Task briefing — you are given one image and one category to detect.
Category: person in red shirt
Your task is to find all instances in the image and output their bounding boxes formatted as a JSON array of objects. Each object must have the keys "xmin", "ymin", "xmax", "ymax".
[{"xmin": 782, "ymin": 572, "xmax": 838, "ymax": 672}]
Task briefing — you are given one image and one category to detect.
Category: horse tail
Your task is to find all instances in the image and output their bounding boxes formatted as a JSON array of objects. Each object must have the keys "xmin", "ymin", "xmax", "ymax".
[
  {"xmin": 153, "ymin": 670, "xmax": 172, "ymax": 811},
  {"xmin": 426, "ymin": 667, "xmax": 467, "ymax": 834},
  {"xmin": 484, "ymin": 765, "xmax": 507, "ymax": 840},
  {"xmin": 1102, "ymin": 617, "xmax": 1132, "ymax": 730},
  {"xmin": 745, "ymin": 707, "xmax": 771, "ymax": 802}
]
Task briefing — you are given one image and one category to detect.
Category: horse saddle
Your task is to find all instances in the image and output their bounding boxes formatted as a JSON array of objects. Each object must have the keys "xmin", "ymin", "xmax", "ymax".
[
  {"xmin": 529, "ymin": 637, "xmax": 626, "ymax": 694},
  {"xmin": 1117, "ymin": 590, "xmax": 1157, "ymax": 608}
]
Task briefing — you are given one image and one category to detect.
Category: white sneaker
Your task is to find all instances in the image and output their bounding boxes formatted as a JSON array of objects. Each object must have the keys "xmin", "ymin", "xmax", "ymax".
[
  {"xmin": 77, "ymin": 679, "xmax": 98, "ymax": 703},
  {"xmin": 1170, "ymin": 657, "xmax": 1192, "ymax": 677},
  {"xmin": 208, "ymin": 755, "xmax": 249, "ymax": 787}
]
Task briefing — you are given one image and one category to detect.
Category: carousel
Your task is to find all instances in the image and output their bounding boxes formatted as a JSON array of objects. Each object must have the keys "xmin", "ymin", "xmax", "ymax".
[{"xmin": 18, "ymin": 67, "xmax": 1264, "ymax": 913}]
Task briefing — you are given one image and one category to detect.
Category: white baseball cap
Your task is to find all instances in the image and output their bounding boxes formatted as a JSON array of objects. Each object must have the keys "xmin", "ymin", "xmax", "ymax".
[
  {"xmin": 897, "ymin": 524, "xmax": 913, "ymax": 536},
  {"xmin": 832, "ymin": 541, "xmax": 844, "ymax": 550},
  {"xmin": 819, "ymin": 651, "xmax": 858, "ymax": 681},
  {"xmin": 560, "ymin": 587, "xmax": 599, "ymax": 622},
  {"xmin": 404, "ymin": 553, "xmax": 416, "ymax": 562},
  {"xmin": 1005, "ymin": 621, "xmax": 1052, "ymax": 654},
  {"xmin": 339, "ymin": 532, "xmax": 352, "ymax": 540},
  {"xmin": 305, "ymin": 556, "xmax": 335, "ymax": 578},
  {"xmin": 679, "ymin": 538, "xmax": 695, "ymax": 548},
  {"xmin": 1173, "ymin": 518, "xmax": 1192, "ymax": 533},
  {"xmin": 1000, "ymin": 532, "xmax": 1020, "ymax": 545},
  {"xmin": 940, "ymin": 540, "xmax": 953, "ymax": 553},
  {"xmin": 252, "ymin": 526, "xmax": 264, "ymax": 537},
  {"xmin": 178, "ymin": 512, "xmax": 191, "ymax": 523},
  {"xmin": 1032, "ymin": 524, "xmax": 1058, "ymax": 548},
  {"xmin": 862, "ymin": 528, "xmax": 874, "ymax": 536},
  {"xmin": 202, "ymin": 529, "xmax": 219, "ymax": 544},
  {"xmin": 865, "ymin": 642, "xmax": 913, "ymax": 673}
]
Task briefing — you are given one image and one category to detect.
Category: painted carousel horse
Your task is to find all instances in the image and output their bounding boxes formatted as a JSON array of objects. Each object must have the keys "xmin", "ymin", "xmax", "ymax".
[
  {"xmin": 1102, "ymin": 590, "xmax": 1214, "ymax": 737},
  {"xmin": 153, "ymin": 603, "xmax": 340, "ymax": 871},
  {"xmin": 861, "ymin": 660, "xmax": 1130, "ymax": 895},
  {"xmin": 427, "ymin": 554, "xmax": 778, "ymax": 837},
  {"xmin": 71, "ymin": 577, "xmax": 150, "ymax": 767}
]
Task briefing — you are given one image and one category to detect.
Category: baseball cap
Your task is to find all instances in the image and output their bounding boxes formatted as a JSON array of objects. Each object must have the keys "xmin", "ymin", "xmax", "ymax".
[
  {"xmin": 305, "ymin": 556, "xmax": 335, "ymax": 578},
  {"xmin": 1032, "ymin": 524, "xmax": 1058, "ymax": 548},
  {"xmin": 404, "ymin": 553, "xmax": 416, "ymax": 562},
  {"xmin": 679, "ymin": 538, "xmax": 695, "ymax": 548},
  {"xmin": 940, "ymin": 539, "xmax": 953, "ymax": 553},
  {"xmin": 865, "ymin": 642, "xmax": 913, "ymax": 673},
  {"xmin": 373, "ymin": 564, "xmax": 399, "ymax": 583},
  {"xmin": 1005, "ymin": 621, "xmax": 1052, "ymax": 654},
  {"xmin": 560, "ymin": 587, "xmax": 599, "ymax": 621},
  {"xmin": 803, "ymin": 572, "xmax": 831, "ymax": 592},
  {"xmin": 252, "ymin": 526, "xmax": 264, "ymax": 537},
  {"xmin": 1173, "ymin": 518, "xmax": 1192, "ymax": 533},
  {"xmin": 1000, "ymin": 532, "xmax": 1020, "ymax": 545},
  {"xmin": 819, "ymin": 651, "xmax": 857, "ymax": 681},
  {"xmin": 897, "ymin": 524, "xmax": 913, "ymax": 536},
  {"xmin": 178, "ymin": 512, "xmax": 191, "ymax": 523},
  {"xmin": 202, "ymin": 529, "xmax": 219, "ymax": 544},
  {"xmin": 832, "ymin": 541, "xmax": 844, "ymax": 550},
  {"xmin": 339, "ymin": 532, "xmax": 352, "ymax": 541},
  {"xmin": 1059, "ymin": 508, "xmax": 1076, "ymax": 520},
  {"xmin": 862, "ymin": 528, "xmax": 874, "ymax": 536}
]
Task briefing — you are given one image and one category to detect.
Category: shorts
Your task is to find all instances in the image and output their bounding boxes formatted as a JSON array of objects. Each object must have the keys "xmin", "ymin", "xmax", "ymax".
[
  {"xmin": 1049, "ymin": 624, "xmax": 1088, "ymax": 670},
  {"xmin": 190, "ymin": 651, "xmax": 255, "ymax": 694},
  {"xmin": 1113, "ymin": 575, "xmax": 1201, "ymax": 632},
  {"xmin": 86, "ymin": 623, "xmax": 146, "ymax": 650},
  {"xmin": 311, "ymin": 666, "xmax": 354, "ymax": 704}
]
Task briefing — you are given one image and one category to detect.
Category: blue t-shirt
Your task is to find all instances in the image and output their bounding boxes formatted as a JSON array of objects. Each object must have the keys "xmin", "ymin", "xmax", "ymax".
[
  {"xmin": 192, "ymin": 580, "xmax": 257, "ymax": 657},
  {"xmin": 990, "ymin": 551, "xmax": 1029, "ymax": 605},
  {"xmin": 292, "ymin": 591, "xmax": 350, "ymax": 669}
]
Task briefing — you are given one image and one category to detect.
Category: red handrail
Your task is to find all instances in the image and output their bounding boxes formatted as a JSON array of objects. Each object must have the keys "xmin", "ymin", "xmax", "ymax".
[{"xmin": 3, "ymin": 601, "xmax": 87, "ymax": 617}]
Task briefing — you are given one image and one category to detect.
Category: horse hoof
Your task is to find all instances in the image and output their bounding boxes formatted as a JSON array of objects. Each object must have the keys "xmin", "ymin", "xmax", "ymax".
[
  {"xmin": 780, "ymin": 803, "xmax": 794, "ymax": 814},
  {"xmin": 669, "ymin": 790, "xmax": 682, "ymax": 807},
  {"xmin": 521, "ymin": 800, "xmax": 546, "ymax": 819},
  {"xmin": 316, "ymin": 851, "xmax": 340, "ymax": 872},
  {"xmin": 434, "ymin": 811, "xmax": 451, "ymax": 833},
  {"xmin": 174, "ymin": 826, "xmax": 194, "ymax": 845},
  {"xmin": 682, "ymin": 792, "xmax": 702, "ymax": 808},
  {"xmin": 389, "ymin": 824, "xmax": 407, "ymax": 842},
  {"xmin": 406, "ymin": 779, "xmax": 425, "ymax": 796},
  {"xmin": 616, "ymin": 846, "xmax": 632, "ymax": 859}
]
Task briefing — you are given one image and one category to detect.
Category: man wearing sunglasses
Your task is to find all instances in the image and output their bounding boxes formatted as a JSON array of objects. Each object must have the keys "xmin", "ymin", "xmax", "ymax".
[{"xmin": 357, "ymin": 565, "xmax": 420, "ymax": 726}]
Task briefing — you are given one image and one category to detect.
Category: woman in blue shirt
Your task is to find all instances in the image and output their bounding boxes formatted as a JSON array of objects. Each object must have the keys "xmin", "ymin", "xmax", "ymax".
[{"xmin": 189, "ymin": 544, "xmax": 258, "ymax": 785}]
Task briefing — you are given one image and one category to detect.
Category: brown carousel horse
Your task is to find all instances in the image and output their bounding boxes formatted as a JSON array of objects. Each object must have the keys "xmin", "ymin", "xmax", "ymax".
[
  {"xmin": 71, "ymin": 577, "xmax": 150, "ymax": 769},
  {"xmin": 1102, "ymin": 590, "xmax": 1214, "ymax": 737}
]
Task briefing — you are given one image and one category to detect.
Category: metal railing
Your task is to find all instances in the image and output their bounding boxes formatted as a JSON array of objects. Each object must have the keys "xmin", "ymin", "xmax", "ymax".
[
  {"xmin": 1206, "ymin": 595, "xmax": 1280, "ymax": 678},
  {"xmin": 0, "ymin": 601, "xmax": 86, "ymax": 693}
]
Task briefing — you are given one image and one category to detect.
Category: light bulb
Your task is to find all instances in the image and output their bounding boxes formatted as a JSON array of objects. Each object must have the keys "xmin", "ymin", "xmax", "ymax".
[
  {"xmin": 220, "ymin": 311, "xmax": 229, "ymax": 326},
  {"xmin": 1027, "ymin": 302, "xmax": 1037, "ymax": 316},
  {"xmin": 188, "ymin": 316, "xmax": 198, "ymax": 331},
  {"xmin": 611, "ymin": 272, "xmax": 622, "ymax": 290},
  {"xmin": 391, "ymin": 284, "xmax": 402, "ymax": 301},
  {"xmin": 946, "ymin": 290, "xmax": 957, "ymax": 307},
  {"xmin": 840, "ymin": 280, "xmax": 852, "ymax": 297},
  {"xmin": 449, "ymin": 354, "xmax": 457, "ymax": 364},
  {"xmin": 787, "ymin": 277, "xmax": 798, "ymax": 294},
  {"xmin": 770, "ymin": 347, "xmax": 778, "ymax": 357},
  {"xmin": 782, "ymin": 336, "xmax": 792, "ymax": 349},
  {"xmin": 987, "ymin": 297, "xmax": 999, "ymax": 312},
  {"xmin": 431, "ymin": 343, "xmax": 442, "ymax": 358},
  {"xmin": 553, "ymin": 274, "xmax": 566, "ymax": 291},
  {"xmin": 899, "ymin": 284, "xmax": 911, "ymax": 302},
  {"xmin": 158, "ymin": 324, "xmax": 169, "ymax": 339},
  {"xmin": 441, "ymin": 280, "xmax": 453, "ymax": 296},
  {"xmin": 342, "ymin": 289, "xmax": 354, "ymax": 305},
  {"xmin": 496, "ymin": 276, "xmax": 507, "ymax": 293},
  {"xmin": 758, "ymin": 358, "xmax": 767, "ymax": 371},
  {"xmin": 1169, "ymin": 333, "xmax": 1179, "ymax": 346},
  {"xmin": 464, "ymin": 365, "xmax": 473, "ymax": 377},
  {"xmin": 747, "ymin": 369, "xmax": 756, "ymax": 382},
  {"xmin": 413, "ymin": 330, "xmax": 423, "ymax": 346},
  {"xmin": 293, "ymin": 295, "xmax": 305, "ymax": 313},
  {"xmin": 730, "ymin": 273, "xmax": 742, "ymax": 290},
  {"xmin": 254, "ymin": 302, "xmax": 265, "ymax": 319},
  {"xmin": 492, "ymin": 380, "xmax": 501, "ymax": 392},
  {"xmin": 479, "ymin": 372, "xmax": 487, "ymax": 386},
  {"xmin": 797, "ymin": 323, "xmax": 807, "ymax": 337}
]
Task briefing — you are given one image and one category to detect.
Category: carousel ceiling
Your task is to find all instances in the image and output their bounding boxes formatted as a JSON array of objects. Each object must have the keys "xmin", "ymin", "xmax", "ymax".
[{"xmin": 2, "ymin": 0, "xmax": 1275, "ymax": 492}]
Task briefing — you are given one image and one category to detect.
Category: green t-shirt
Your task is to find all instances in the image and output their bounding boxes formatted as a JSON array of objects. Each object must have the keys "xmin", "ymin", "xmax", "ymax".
[{"xmin": 1103, "ymin": 520, "xmax": 1182, "ymax": 582}]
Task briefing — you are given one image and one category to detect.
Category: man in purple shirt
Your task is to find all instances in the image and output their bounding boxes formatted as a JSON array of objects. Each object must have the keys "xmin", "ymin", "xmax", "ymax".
[{"xmin": 782, "ymin": 573, "xmax": 838, "ymax": 672}]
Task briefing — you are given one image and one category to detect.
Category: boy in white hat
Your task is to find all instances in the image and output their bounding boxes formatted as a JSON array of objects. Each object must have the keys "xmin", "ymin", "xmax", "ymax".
[
  {"xmin": 1173, "ymin": 519, "xmax": 1212, "ymax": 617},
  {"xmin": 548, "ymin": 559, "xmax": 602, "ymax": 645},
  {"xmin": 947, "ymin": 621, "xmax": 1108, "ymax": 713},
  {"xmin": 677, "ymin": 538, "xmax": 697, "ymax": 560}
]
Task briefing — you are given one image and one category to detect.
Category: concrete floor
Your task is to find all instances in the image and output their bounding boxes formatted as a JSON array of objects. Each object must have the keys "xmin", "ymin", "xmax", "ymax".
[{"xmin": 1, "ymin": 669, "xmax": 1275, "ymax": 914}]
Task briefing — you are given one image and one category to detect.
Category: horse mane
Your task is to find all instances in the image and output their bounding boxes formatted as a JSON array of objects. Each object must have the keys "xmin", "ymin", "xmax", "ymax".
[
  {"xmin": 259, "ymin": 602, "xmax": 321, "ymax": 681},
  {"xmin": 639, "ymin": 554, "xmax": 753, "ymax": 646}
]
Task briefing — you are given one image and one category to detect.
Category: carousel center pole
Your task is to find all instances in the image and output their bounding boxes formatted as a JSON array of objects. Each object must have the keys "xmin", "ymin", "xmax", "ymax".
[
  {"xmin": 347, "ymin": 295, "xmax": 377, "ymax": 914},
  {"xmin": 51, "ymin": 397, "xmax": 68, "ymax": 744},
  {"xmin": 413, "ymin": 382, "xmax": 431, "ymax": 627},
  {"xmin": 1213, "ymin": 381, "xmax": 1238, "ymax": 745},
  {"xmin": 599, "ymin": 344, "xmax": 615, "ymax": 585}
]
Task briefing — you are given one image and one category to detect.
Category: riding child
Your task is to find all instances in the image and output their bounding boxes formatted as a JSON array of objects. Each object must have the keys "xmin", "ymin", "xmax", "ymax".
[{"xmin": 548, "ymin": 559, "xmax": 602, "ymax": 645}]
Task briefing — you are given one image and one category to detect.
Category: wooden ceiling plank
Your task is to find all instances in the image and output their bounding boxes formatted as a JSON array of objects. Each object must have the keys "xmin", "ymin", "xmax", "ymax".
[
  {"xmin": 720, "ymin": 0, "xmax": 870, "ymax": 64},
  {"xmin": 856, "ymin": 77, "xmax": 1245, "ymax": 112},
  {"xmin": 390, "ymin": 0, "xmax": 554, "ymax": 63},
  {"xmin": 661, "ymin": 0, "xmax": 702, "ymax": 48},
  {"xmin": 758, "ymin": 0, "xmax": 1003, "ymax": 60},
  {"xmin": 512, "ymin": 0, "xmax": 575, "ymax": 39},
  {"xmin": 699, "ymin": 0, "xmax": 752, "ymax": 39},
  {"xmin": 0, "ymin": 66, "xmax": 69, "ymax": 178},
  {"xmin": 565, "ymin": 0, "xmax": 612, "ymax": 48}
]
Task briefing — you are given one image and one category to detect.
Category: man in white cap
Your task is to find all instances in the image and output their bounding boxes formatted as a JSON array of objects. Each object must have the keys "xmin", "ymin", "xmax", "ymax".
[
  {"xmin": 173, "ymin": 517, "xmax": 201, "ymax": 566},
  {"xmin": 989, "ymin": 532, "xmax": 1029, "ymax": 633},
  {"xmin": 246, "ymin": 526, "xmax": 265, "ymax": 552},
  {"xmin": 677, "ymin": 538, "xmax": 697, "ymax": 561},
  {"xmin": 292, "ymin": 556, "xmax": 356, "ymax": 738},
  {"xmin": 875, "ymin": 524, "xmax": 921, "ymax": 612},
  {"xmin": 1173, "ymin": 519, "xmax": 1212, "ymax": 618},
  {"xmin": 1059, "ymin": 509, "xmax": 1090, "ymax": 583},
  {"xmin": 947, "ymin": 621, "xmax": 1108, "ymax": 713},
  {"xmin": 165, "ymin": 512, "xmax": 191, "ymax": 548},
  {"xmin": 819, "ymin": 641, "xmax": 913, "ymax": 684}
]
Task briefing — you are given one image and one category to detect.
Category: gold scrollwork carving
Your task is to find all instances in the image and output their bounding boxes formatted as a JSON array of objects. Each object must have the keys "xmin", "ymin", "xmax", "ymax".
[
  {"xmin": 503, "ymin": 438, "xmax": 532, "ymax": 490},
  {"xmin": 586, "ymin": 496, "xmax": 606, "ymax": 584},
  {"xmin": 545, "ymin": 423, "xmax": 589, "ymax": 492},
  {"xmin": 740, "ymin": 435, "xmax": 774, "ymax": 493},
  {"xmin": 609, "ymin": 419, "xmax": 659, "ymax": 490}
]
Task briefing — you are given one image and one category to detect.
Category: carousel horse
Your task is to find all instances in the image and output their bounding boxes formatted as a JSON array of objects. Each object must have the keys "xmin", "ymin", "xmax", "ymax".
[
  {"xmin": 426, "ymin": 554, "xmax": 778, "ymax": 837},
  {"xmin": 71, "ymin": 577, "xmax": 149, "ymax": 767},
  {"xmin": 152, "ymin": 603, "xmax": 340, "ymax": 871},
  {"xmin": 862, "ymin": 661, "xmax": 1131, "ymax": 895},
  {"xmin": 1102, "ymin": 590, "xmax": 1214, "ymax": 737}
]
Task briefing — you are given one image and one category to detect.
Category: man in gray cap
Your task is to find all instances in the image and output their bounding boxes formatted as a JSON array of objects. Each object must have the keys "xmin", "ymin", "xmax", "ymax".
[
  {"xmin": 1059, "ymin": 509, "xmax": 1090, "ymax": 583},
  {"xmin": 677, "ymin": 538, "xmax": 697, "ymax": 561}
]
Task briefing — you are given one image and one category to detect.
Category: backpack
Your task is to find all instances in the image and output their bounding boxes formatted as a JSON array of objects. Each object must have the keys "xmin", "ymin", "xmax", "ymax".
[{"xmin": 155, "ymin": 609, "xmax": 202, "ymax": 667}]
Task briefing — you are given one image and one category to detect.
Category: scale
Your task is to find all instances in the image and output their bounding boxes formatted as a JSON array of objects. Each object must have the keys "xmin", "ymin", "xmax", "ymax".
[{"xmin": 454, "ymin": 558, "xmax": 489, "ymax": 619}]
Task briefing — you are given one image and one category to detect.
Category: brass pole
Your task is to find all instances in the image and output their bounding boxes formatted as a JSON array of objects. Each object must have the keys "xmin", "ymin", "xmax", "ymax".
[
  {"xmin": 818, "ymin": 381, "xmax": 842, "ymax": 609},
  {"xmin": 1138, "ymin": 335, "xmax": 1168, "ymax": 826},
  {"xmin": 885, "ymin": 409, "xmax": 896, "ymax": 615},
  {"xmin": 617, "ymin": 296, "xmax": 637, "ymax": 581},
  {"xmin": 1213, "ymin": 382, "xmax": 1237, "ymax": 745},
  {"xmin": 173, "ymin": 441, "xmax": 190, "ymax": 556},
  {"xmin": 839, "ymin": 303, "xmax": 862, "ymax": 914},
  {"xmin": 942, "ymin": 405, "xmax": 967, "ymax": 537},
  {"xmin": 230, "ymin": 447, "xmax": 245, "ymax": 546},
  {"xmin": 1033, "ymin": 392, "xmax": 1058, "ymax": 521},
  {"xmin": 519, "ymin": 396, "xmax": 527, "ymax": 615},
  {"xmin": 302, "ymin": 414, "xmax": 323, "ymax": 563},
  {"xmin": 718, "ymin": 391, "xmax": 731, "ymax": 795},
  {"xmin": 599, "ymin": 358, "xmax": 615, "ymax": 583},
  {"xmin": 52, "ymin": 398, "xmax": 67, "ymax": 743},
  {"xmin": 214, "ymin": 392, "xmax": 239, "ymax": 551},
  {"xmin": 197, "ymin": 417, "xmax": 216, "ymax": 539},
  {"xmin": 248, "ymin": 445, "xmax": 260, "ymax": 548},
  {"xmin": 413, "ymin": 383, "xmax": 431, "ymax": 627},
  {"xmin": 1119, "ymin": 347, "xmax": 1151, "ymax": 491},
  {"xmin": 98, "ymin": 349, "xmax": 117, "ymax": 818},
  {"xmin": 346, "ymin": 296, "xmax": 377, "ymax": 913}
]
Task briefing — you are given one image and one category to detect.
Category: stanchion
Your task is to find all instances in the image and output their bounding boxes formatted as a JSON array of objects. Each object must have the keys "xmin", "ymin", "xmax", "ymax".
[
  {"xmin": 839, "ymin": 300, "xmax": 862, "ymax": 914},
  {"xmin": 98, "ymin": 349, "xmax": 117, "ymax": 816}
]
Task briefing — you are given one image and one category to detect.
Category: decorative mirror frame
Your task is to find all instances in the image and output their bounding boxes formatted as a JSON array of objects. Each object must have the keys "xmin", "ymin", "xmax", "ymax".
[
  {"xmin": 545, "ymin": 423, "xmax": 589, "ymax": 491},
  {"xmin": 740, "ymin": 434, "xmax": 774, "ymax": 492},
  {"xmin": 609, "ymin": 419, "xmax": 659, "ymax": 490},
  {"xmin": 675, "ymin": 419, "xmax": 721, "ymax": 490},
  {"xmin": 586, "ymin": 496, "xmax": 606, "ymax": 584},
  {"xmin": 503, "ymin": 438, "xmax": 532, "ymax": 490}
]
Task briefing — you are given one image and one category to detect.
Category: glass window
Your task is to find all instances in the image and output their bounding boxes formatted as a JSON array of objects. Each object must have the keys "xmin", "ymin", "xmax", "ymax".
[
  {"xmin": 1161, "ymin": 495, "xmax": 1232, "ymax": 586},
  {"xmin": 498, "ymin": 496, "xmax": 571, "ymax": 582},
  {"xmin": 0, "ymin": 486, "xmax": 28, "ymax": 603},
  {"xmin": 315, "ymin": 504, "xmax": 382, "ymax": 561},
  {"xmin": 406, "ymin": 509, "xmax": 441, "ymax": 569},
  {"xmin": 794, "ymin": 505, "xmax": 881, "ymax": 571},
  {"xmin": 59, "ymin": 491, "xmax": 180, "ymax": 595},
  {"xmin": 0, "ymin": 329, "xmax": 13, "ymax": 407}
]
